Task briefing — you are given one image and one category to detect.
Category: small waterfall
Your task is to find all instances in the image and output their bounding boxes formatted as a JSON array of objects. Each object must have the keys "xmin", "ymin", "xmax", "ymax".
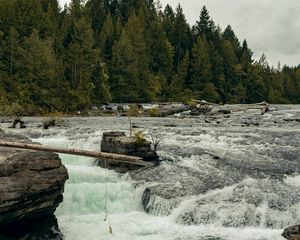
[{"xmin": 36, "ymin": 131, "xmax": 142, "ymax": 240}]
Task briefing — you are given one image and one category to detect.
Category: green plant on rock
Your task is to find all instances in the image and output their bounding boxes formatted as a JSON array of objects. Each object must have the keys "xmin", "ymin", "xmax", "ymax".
[{"xmin": 134, "ymin": 130, "xmax": 147, "ymax": 145}]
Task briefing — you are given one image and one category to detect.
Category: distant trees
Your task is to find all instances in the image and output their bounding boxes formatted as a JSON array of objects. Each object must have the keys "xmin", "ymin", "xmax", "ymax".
[{"xmin": 0, "ymin": 0, "xmax": 299, "ymax": 115}]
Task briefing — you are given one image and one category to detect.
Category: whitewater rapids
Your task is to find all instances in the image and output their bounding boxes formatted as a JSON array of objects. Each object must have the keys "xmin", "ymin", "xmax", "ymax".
[{"xmin": 3, "ymin": 105, "xmax": 300, "ymax": 240}]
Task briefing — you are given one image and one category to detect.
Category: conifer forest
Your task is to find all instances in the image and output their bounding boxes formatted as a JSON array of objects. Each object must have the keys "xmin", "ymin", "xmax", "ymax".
[{"xmin": 0, "ymin": 0, "xmax": 299, "ymax": 114}]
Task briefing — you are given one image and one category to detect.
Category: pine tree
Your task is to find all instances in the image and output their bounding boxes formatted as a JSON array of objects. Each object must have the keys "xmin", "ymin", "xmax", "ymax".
[
  {"xmin": 125, "ymin": 12, "xmax": 150, "ymax": 100},
  {"xmin": 111, "ymin": 30, "xmax": 139, "ymax": 102},
  {"xmin": 16, "ymin": 29, "xmax": 66, "ymax": 111},
  {"xmin": 246, "ymin": 63, "xmax": 267, "ymax": 103},
  {"xmin": 85, "ymin": 0, "xmax": 107, "ymax": 33},
  {"xmin": 173, "ymin": 4, "xmax": 191, "ymax": 71},
  {"xmin": 14, "ymin": 0, "xmax": 44, "ymax": 37},
  {"xmin": 190, "ymin": 36, "xmax": 212, "ymax": 96},
  {"xmin": 99, "ymin": 11, "xmax": 114, "ymax": 60},
  {"xmin": 91, "ymin": 50, "xmax": 111, "ymax": 104},
  {"xmin": 223, "ymin": 25, "xmax": 241, "ymax": 57},
  {"xmin": 193, "ymin": 6, "xmax": 215, "ymax": 40},
  {"xmin": 162, "ymin": 4, "xmax": 175, "ymax": 41},
  {"xmin": 65, "ymin": 16, "xmax": 98, "ymax": 108},
  {"xmin": 170, "ymin": 51, "xmax": 189, "ymax": 100}
]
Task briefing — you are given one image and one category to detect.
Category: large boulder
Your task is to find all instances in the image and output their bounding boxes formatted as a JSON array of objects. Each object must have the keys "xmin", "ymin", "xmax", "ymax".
[
  {"xmin": 99, "ymin": 131, "xmax": 158, "ymax": 172},
  {"xmin": 0, "ymin": 133, "xmax": 68, "ymax": 238}
]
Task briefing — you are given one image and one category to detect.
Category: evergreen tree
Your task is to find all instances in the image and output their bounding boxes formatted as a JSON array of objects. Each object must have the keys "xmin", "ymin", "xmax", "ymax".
[
  {"xmin": 111, "ymin": 30, "xmax": 139, "ymax": 102},
  {"xmin": 193, "ymin": 6, "xmax": 215, "ymax": 40},
  {"xmin": 124, "ymin": 12, "xmax": 150, "ymax": 100},
  {"xmin": 223, "ymin": 25, "xmax": 241, "ymax": 57},
  {"xmin": 16, "ymin": 30, "xmax": 66, "ymax": 111},
  {"xmin": 91, "ymin": 50, "xmax": 111, "ymax": 104},
  {"xmin": 190, "ymin": 36, "xmax": 212, "ymax": 97},
  {"xmin": 170, "ymin": 51, "xmax": 189, "ymax": 100},
  {"xmin": 85, "ymin": 0, "xmax": 107, "ymax": 33},
  {"xmin": 173, "ymin": 4, "xmax": 191, "ymax": 71},
  {"xmin": 99, "ymin": 11, "xmax": 114, "ymax": 60},
  {"xmin": 65, "ymin": 16, "xmax": 99, "ymax": 108},
  {"xmin": 162, "ymin": 4, "xmax": 175, "ymax": 41}
]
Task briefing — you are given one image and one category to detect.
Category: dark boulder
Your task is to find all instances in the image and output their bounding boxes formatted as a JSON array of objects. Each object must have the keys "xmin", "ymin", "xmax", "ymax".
[
  {"xmin": 218, "ymin": 109, "xmax": 231, "ymax": 115},
  {"xmin": 282, "ymin": 225, "xmax": 300, "ymax": 240},
  {"xmin": 190, "ymin": 109, "xmax": 201, "ymax": 116},
  {"xmin": 0, "ymin": 133, "xmax": 68, "ymax": 238},
  {"xmin": 9, "ymin": 117, "xmax": 26, "ymax": 129},
  {"xmin": 99, "ymin": 131, "xmax": 158, "ymax": 172},
  {"xmin": 43, "ymin": 119, "xmax": 56, "ymax": 129}
]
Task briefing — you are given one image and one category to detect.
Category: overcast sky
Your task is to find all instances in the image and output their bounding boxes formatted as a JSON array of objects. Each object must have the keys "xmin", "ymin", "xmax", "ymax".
[{"xmin": 59, "ymin": 0, "xmax": 300, "ymax": 67}]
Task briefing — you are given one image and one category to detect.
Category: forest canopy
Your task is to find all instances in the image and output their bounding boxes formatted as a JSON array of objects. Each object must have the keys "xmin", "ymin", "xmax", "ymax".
[{"xmin": 0, "ymin": 0, "xmax": 299, "ymax": 114}]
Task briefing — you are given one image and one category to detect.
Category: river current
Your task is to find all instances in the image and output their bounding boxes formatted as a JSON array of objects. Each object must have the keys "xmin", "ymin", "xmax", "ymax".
[{"xmin": 5, "ymin": 105, "xmax": 300, "ymax": 240}]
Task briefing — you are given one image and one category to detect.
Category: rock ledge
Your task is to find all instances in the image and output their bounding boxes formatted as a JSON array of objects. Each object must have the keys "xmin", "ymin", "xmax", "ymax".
[{"xmin": 0, "ymin": 133, "xmax": 68, "ymax": 238}]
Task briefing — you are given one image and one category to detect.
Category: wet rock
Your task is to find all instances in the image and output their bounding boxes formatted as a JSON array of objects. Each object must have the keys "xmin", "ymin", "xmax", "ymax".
[
  {"xmin": 155, "ymin": 104, "xmax": 191, "ymax": 117},
  {"xmin": 1, "ymin": 214, "xmax": 62, "ymax": 240},
  {"xmin": 99, "ymin": 131, "xmax": 158, "ymax": 172},
  {"xmin": 9, "ymin": 117, "xmax": 26, "ymax": 129},
  {"xmin": 284, "ymin": 118, "xmax": 300, "ymax": 123},
  {"xmin": 190, "ymin": 109, "xmax": 201, "ymax": 116},
  {"xmin": 43, "ymin": 119, "xmax": 56, "ymax": 129},
  {"xmin": 117, "ymin": 105, "xmax": 125, "ymax": 111},
  {"xmin": 282, "ymin": 225, "xmax": 300, "ymax": 240},
  {"xmin": 0, "ymin": 133, "xmax": 68, "ymax": 238},
  {"xmin": 164, "ymin": 124, "xmax": 176, "ymax": 127},
  {"xmin": 218, "ymin": 109, "xmax": 231, "ymax": 115}
]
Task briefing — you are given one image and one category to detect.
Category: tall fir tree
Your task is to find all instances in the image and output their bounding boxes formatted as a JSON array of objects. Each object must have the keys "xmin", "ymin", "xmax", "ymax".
[
  {"xmin": 173, "ymin": 4, "xmax": 192, "ymax": 71},
  {"xmin": 111, "ymin": 30, "xmax": 139, "ymax": 102},
  {"xmin": 190, "ymin": 36, "xmax": 212, "ymax": 94}
]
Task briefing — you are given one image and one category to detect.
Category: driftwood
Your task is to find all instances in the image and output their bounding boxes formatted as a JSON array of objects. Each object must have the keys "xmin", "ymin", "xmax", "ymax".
[
  {"xmin": 190, "ymin": 99, "xmax": 218, "ymax": 105},
  {"xmin": 0, "ymin": 141, "xmax": 154, "ymax": 167}
]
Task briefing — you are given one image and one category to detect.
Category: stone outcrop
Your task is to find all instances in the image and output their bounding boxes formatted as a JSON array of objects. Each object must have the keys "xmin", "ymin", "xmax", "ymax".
[
  {"xmin": 282, "ymin": 225, "xmax": 300, "ymax": 240},
  {"xmin": 43, "ymin": 119, "xmax": 56, "ymax": 129},
  {"xmin": 0, "ymin": 133, "xmax": 68, "ymax": 238},
  {"xmin": 99, "ymin": 131, "xmax": 158, "ymax": 172}
]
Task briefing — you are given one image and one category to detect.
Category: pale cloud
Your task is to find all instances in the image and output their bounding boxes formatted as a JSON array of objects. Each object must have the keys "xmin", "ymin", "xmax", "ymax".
[{"xmin": 59, "ymin": 0, "xmax": 300, "ymax": 66}]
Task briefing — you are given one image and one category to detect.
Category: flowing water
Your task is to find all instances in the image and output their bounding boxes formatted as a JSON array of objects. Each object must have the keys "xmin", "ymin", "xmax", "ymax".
[{"xmin": 4, "ymin": 105, "xmax": 300, "ymax": 240}]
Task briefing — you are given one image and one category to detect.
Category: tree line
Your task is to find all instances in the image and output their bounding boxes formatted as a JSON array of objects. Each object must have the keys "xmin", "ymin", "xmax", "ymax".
[{"xmin": 0, "ymin": 0, "xmax": 299, "ymax": 114}]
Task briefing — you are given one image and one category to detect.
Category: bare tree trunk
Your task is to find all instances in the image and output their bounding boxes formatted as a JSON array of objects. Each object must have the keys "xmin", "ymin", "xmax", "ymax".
[{"xmin": 0, "ymin": 141, "xmax": 153, "ymax": 167}]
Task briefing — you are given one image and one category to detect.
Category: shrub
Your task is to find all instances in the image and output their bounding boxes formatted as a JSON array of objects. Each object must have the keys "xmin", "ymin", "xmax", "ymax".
[
  {"xmin": 134, "ymin": 130, "xmax": 147, "ymax": 144},
  {"xmin": 148, "ymin": 107, "xmax": 159, "ymax": 117},
  {"xmin": 128, "ymin": 104, "xmax": 142, "ymax": 117}
]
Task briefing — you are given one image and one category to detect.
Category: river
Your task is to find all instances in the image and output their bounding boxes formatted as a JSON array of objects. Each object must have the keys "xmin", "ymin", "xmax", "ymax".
[{"xmin": 8, "ymin": 105, "xmax": 300, "ymax": 240}]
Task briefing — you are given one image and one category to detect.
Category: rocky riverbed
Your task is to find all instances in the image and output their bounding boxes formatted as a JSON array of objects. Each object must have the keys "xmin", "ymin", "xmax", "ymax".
[{"xmin": 0, "ymin": 104, "xmax": 299, "ymax": 240}]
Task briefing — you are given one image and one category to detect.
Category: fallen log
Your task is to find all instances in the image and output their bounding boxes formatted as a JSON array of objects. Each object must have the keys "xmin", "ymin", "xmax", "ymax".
[
  {"xmin": 0, "ymin": 141, "xmax": 153, "ymax": 167},
  {"xmin": 190, "ymin": 99, "xmax": 218, "ymax": 105}
]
